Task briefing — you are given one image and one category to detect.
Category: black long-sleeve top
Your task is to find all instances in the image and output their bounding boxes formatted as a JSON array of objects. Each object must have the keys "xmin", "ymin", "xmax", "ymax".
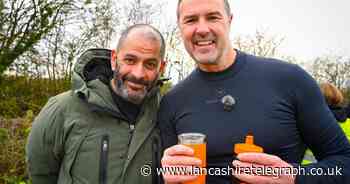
[{"xmin": 158, "ymin": 50, "xmax": 350, "ymax": 183}]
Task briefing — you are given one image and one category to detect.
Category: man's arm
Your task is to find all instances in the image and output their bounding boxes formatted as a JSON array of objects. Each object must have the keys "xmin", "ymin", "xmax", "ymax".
[
  {"xmin": 158, "ymin": 96, "xmax": 198, "ymax": 184},
  {"xmin": 26, "ymin": 97, "xmax": 65, "ymax": 184},
  {"xmin": 232, "ymin": 65, "xmax": 350, "ymax": 184},
  {"xmin": 158, "ymin": 96, "xmax": 178, "ymax": 150},
  {"xmin": 292, "ymin": 65, "xmax": 350, "ymax": 183},
  {"xmin": 233, "ymin": 65, "xmax": 350, "ymax": 184}
]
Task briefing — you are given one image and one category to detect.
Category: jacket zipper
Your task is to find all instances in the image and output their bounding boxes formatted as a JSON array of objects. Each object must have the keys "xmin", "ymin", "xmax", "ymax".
[
  {"xmin": 128, "ymin": 124, "xmax": 135, "ymax": 145},
  {"xmin": 99, "ymin": 135, "xmax": 109, "ymax": 184},
  {"xmin": 152, "ymin": 137, "xmax": 161, "ymax": 184}
]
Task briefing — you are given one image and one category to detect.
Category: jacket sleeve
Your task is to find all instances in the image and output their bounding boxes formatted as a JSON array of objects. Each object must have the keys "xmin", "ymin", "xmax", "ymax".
[
  {"xmin": 26, "ymin": 97, "xmax": 65, "ymax": 184},
  {"xmin": 291, "ymin": 66, "xmax": 350, "ymax": 184}
]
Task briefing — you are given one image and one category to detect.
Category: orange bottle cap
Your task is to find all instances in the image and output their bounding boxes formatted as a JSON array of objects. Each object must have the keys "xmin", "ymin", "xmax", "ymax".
[{"xmin": 234, "ymin": 134, "xmax": 264, "ymax": 154}]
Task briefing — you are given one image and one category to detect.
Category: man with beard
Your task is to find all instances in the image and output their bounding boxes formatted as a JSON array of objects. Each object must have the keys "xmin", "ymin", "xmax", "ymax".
[
  {"xmin": 158, "ymin": 0, "xmax": 350, "ymax": 184},
  {"xmin": 26, "ymin": 24, "xmax": 165, "ymax": 184}
]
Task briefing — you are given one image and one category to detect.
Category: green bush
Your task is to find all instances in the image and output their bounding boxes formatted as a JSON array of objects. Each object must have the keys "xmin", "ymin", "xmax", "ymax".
[
  {"xmin": 0, "ymin": 76, "xmax": 70, "ymax": 118},
  {"xmin": 0, "ymin": 128, "xmax": 8, "ymax": 144},
  {"xmin": 0, "ymin": 112, "xmax": 33, "ymax": 184}
]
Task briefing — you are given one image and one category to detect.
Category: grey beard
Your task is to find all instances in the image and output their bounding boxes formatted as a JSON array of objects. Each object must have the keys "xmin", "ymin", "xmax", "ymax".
[
  {"xmin": 112, "ymin": 70, "xmax": 147, "ymax": 105},
  {"xmin": 114, "ymin": 78, "xmax": 130, "ymax": 101}
]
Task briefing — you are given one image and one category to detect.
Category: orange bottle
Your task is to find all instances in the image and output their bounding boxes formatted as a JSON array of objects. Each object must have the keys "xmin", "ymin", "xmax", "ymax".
[
  {"xmin": 234, "ymin": 133, "xmax": 263, "ymax": 154},
  {"xmin": 233, "ymin": 133, "xmax": 263, "ymax": 184}
]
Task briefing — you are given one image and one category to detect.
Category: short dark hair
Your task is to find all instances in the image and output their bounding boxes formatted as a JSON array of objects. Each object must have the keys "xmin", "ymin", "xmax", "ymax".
[
  {"xmin": 177, "ymin": 0, "xmax": 231, "ymax": 19},
  {"xmin": 116, "ymin": 24, "xmax": 166, "ymax": 59}
]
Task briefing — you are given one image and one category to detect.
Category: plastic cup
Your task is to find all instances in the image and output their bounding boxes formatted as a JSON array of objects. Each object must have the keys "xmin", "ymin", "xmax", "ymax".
[{"xmin": 178, "ymin": 133, "xmax": 206, "ymax": 184}]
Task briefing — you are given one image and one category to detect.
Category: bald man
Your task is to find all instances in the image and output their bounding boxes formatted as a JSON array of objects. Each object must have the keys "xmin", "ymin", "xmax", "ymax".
[{"xmin": 26, "ymin": 24, "xmax": 166, "ymax": 184}]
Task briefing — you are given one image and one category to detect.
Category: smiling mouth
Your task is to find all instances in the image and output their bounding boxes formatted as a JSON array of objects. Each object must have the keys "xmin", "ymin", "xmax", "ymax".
[
  {"xmin": 196, "ymin": 40, "xmax": 215, "ymax": 46},
  {"xmin": 126, "ymin": 81, "xmax": 146, "ymax": 91},
  {"xmin": 194, "ymin": 40, "xmax": 216, "ymax": 48}
]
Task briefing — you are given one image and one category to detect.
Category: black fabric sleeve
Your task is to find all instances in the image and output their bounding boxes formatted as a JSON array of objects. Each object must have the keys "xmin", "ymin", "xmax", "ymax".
[
  {"xmin": 291, "ymin": 65, "xmax": 350, "ymax": 183},
  {"xmin": 157, "ymin": 96, "xmax": 178, "ymax": 150}
]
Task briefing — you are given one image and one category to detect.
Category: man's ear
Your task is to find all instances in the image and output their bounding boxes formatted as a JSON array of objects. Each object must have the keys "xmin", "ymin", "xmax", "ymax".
[
  {"xmin": 111, "ymin": 49, "xmax": 117, "ymax": 71},
  {"xmin": 159, "ymin": 60, "xmax": 166, "ymax": 75},
  {"xmin": 229, "ymin": 14, "xmax": 233, "ymax": 24}
]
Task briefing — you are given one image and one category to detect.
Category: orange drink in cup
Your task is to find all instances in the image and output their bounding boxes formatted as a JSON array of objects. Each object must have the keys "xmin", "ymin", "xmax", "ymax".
[{"xmin": 178, "ymin": 133, "xmax": 206, "ymax": 184}]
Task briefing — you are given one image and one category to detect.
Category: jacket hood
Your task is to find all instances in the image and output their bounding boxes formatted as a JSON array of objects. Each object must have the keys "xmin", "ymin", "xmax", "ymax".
[
  {"xmin": 71, "ymin": 48, "xmax": 120, "ymax": 114},
  {"xmin": 72, "ymin": 48, "xmax": 113, "ymax": 90}
]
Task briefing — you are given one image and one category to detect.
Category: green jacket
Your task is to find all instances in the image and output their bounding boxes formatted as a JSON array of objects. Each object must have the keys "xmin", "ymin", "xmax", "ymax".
[{"xmin": 26, "ymin": 49, "xmax": 162, "ymax": 184}]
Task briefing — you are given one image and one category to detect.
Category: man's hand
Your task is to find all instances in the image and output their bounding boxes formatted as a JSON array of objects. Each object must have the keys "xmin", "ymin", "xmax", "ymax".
[
  {"xmin": 161, "ymin": 144, "xmax": 202, "ymax": 184},
  {"xmin": 232, "ymin": 153, "xmax": 296, "ymax": 184}
]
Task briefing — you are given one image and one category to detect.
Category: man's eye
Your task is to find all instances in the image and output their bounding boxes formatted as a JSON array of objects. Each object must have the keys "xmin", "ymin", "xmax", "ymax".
[
  {"xmin": 184, "ymin": 18, "xmax": 196, "ymax": 24},
  {"xmin": 123, "ymin": 58, "xmax": 135, "ymax": 64},
  {"xmin": 145, "ymin": 62, "xmax": 157, "ymax": 70},
  {"xmin": 208, "ymin": 16, "xmax": 219, "ymax": 21}
]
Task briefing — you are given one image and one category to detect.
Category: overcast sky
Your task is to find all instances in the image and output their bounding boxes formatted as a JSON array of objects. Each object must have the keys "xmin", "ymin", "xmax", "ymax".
[{"xmin": 165, "ymin": 0, "xmax": 350, "ymax": 62}]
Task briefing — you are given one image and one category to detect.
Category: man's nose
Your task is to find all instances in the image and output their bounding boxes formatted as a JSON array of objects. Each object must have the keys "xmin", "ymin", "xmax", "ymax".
[
  {"xmin": 131, "ymin": 63, "xmax": 146, "ymax": 79},
  {"xmin": 196, "ymin": 19, "xmax": 210, "ymax": 36}
]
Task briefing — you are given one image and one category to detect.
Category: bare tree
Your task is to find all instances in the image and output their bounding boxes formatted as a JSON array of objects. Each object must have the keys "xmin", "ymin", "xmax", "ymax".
[
  {"xmin": 8, "ymin": 0, "xmax": 120, "ymax": 79},
  {"xmin": 163, "ymin": 28, "xmax": 289, "ymax": 83},
  {"xmin": 58, "ymin": 27, "xmax": 97, "ymax": 80},
  {"xmin": 122, "ymin": 0, "xmax": 162, "ymax": 26},
  {"xmin": 161, "ymin": 23, "xmax": 196, "ymax": 82},
  {"xmin": 84, "ymin": 0, "xmax": 119, "ymax": 48},
  {"xmin": 0, "ymin": 0, "xmax": 73, "ymax": 75},
  {"xmin": 311, "ymin": 55, "xmax": 350, "ymax": 89},
  {"xmin": 4, "ymin": 0, "xmax": 167, "ymax": 81},
  {"xmin": 233, "ymin": 29, "xmax": 285, "ymax": 58}
]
